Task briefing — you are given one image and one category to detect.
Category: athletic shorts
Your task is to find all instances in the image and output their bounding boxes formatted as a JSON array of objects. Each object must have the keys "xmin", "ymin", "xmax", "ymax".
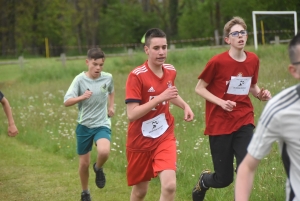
[
  {"xmin": 76, "ymin": 124, "xmax": 111, "ymax": 155},
  {"xmin": 126, "ymin": 137, "xmax": 177, "ymax": 186}
]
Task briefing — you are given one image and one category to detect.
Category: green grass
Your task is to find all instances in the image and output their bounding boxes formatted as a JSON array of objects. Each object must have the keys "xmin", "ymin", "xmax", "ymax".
[
  {"xmin": 0, "ymin": 64, "xmax": 22, "ymax": 83},
  {"xmin": 0, "ymin": 44, "xmax": 296, "ymax": 200}
]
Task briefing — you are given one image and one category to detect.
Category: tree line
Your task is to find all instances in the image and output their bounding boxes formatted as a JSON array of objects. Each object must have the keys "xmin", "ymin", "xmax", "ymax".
[{"xmin": 0, "ymin": 0, "xmax": 299, "ymax": 57}]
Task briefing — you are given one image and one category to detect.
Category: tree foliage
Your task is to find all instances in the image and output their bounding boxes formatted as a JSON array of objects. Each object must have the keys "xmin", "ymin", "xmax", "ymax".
[{"xmin": 0, "ymin": 0, "xmax": 299, "ymax": 57}]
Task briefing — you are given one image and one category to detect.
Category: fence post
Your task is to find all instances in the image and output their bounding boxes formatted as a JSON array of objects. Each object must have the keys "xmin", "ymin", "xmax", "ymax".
[
  {"xmin": 127, "ymin": 48, "xmax": 133, "ymax": 57},
  {"xmin": 214, "ymin": 29, "xmax": 220, "ymax": 46},
  {"xmin": 274, "ymin": 36, "xmax": 280, "ymax": 45},
  {"xmin": 18, "ymin": 56, "xmax": 24, "ymax": 69},
  {"xmin": 60, "ymin": 53, "xmax": 66, "ymax": 67}
]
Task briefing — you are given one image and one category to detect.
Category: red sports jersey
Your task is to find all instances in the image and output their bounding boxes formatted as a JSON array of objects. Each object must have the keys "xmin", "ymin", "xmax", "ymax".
[
  {"xmin": 198, "ymin": 51, "xmax": 259, "ymax": 135},
  {"xmin": 125, "ymin": 61, "xmax": 176, "ymax": 151}
]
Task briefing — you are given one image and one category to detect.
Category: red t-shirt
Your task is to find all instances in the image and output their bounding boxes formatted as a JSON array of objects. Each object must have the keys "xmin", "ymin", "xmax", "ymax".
[
  {"xmin": 198, "ymin": 51, "xmax": 259, "ymax": 135},
  {"xmin": 125, "ymin": 61, "xmax": 176, "ymax": 151}
]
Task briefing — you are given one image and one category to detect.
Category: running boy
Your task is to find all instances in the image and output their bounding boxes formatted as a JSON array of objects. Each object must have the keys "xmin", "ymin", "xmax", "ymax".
[
  {"xmin": 125, "ymin": 28, "xmax": 194, "ymax": 201},
  {"xmin": 64, "ymin": 48, "xmax": 114, "ymax": 201},
  {"xmin": 235, "ymin": 32, "xmax": 300, "ymax": 201},
  {"xmin": 0, "ymin": 91, "xmax": 18, "ymax": 137},
  {"xmin": 192, "ymin": 17, "xmax": 272, "ymax": 201}
]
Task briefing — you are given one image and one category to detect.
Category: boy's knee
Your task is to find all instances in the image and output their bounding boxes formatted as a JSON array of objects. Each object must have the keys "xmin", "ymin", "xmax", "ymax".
[
  {"xmin": 218, "ymin": 176, "xmax": 233, "ymax": 188},
  {"xmin": 79, "ymin": 161, "xmax": 90, "ymax": 170},
  {"xmin": 79, "ymin": 156, "xmax": 90, "ymax": 169},
  {"xmin": 132, "ymin": 188, "xmax": 147, "ymax": 199},
  {"xmin": 161, "ymin": 180, "xmax": 176, "ymax": 194},
  {"xmin": 97, "ymin": 148, "xmax": 110, "ymax": 158}
]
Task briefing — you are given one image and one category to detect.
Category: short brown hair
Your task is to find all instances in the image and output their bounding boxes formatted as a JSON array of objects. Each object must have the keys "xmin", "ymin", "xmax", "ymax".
[
  {"xmin": 224, "ymin": 17, "xmax": 247, "ymax": 37},
  {"xmin": 87, "ymin": 47, "xmax": 105, "ymax": 60}
]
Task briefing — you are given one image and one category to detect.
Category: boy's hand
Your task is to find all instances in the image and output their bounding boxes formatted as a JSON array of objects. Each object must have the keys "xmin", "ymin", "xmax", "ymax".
[
  {"xmin": 183, "ymin": 105, "xmax": 194, "ymax": 122},
  {"xmin": 107, "ymin": 107, "xmax": 115, "ymax": 118},
  {"xmin": 158, "ymin": 86, "xmax": 178, "ymax": 102},
  {"xmin": 220, "ymin": 100, "xmax": 236, "ymax": 112},
  {"xmin": 82, "ymin": 89, "xmax": 93, "ymax": 100},
  {"xmin": 8, "ymin": 124, "xmax": 18, "ymax": 137},
  {"xmin": 257, "ymin": 87, "xmax": 272, "ymax": 101}
]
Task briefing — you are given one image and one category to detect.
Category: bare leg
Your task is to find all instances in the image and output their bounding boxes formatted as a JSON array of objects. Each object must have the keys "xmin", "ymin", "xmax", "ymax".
[
  {"xmin": 159, "ymin": 170, "xmax": 176, "ymax": 201},
  {"xmin": 95, "ymin": 138, "xmax": 110, "ymax": 168},
  {"xmin": 130, "ymin": 181, "xmax": 149, "ymax": 201},
  {"xmin": 79, "ymin": 152, "xmax": 91, "ymax": 190}
]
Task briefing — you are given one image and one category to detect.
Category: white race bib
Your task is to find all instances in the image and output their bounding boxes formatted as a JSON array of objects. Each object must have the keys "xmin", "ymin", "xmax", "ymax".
[
  {"xmin": 227, "ymin": 76, "xmax": 252, "ymax": 95},
  {"xmin": 142, "ymin": 113, "xmax": 169, "ymax": 138}
]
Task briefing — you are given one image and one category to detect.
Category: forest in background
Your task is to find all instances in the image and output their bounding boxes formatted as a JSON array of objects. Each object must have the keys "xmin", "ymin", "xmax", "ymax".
[{"xmin": 0, "ymin": 0, "xmax": 300, "ymax": 57}]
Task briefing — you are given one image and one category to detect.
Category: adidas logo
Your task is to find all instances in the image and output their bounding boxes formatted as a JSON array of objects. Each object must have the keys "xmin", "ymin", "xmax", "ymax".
[{"xmin": 148, "ymin": 86, "xmax": 155, "ymax": 92}]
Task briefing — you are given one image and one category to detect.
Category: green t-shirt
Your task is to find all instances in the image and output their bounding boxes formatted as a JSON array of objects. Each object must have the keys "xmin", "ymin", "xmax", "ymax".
[{"xmin": 64, "ymin": 71, "xmax": 114, "ymax": 128}]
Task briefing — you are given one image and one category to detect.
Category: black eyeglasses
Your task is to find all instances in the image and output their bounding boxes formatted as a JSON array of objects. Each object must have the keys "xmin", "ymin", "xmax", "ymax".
[
  {"xmin": 228, "ymin": 30, "xmax": 247, "ymax": 37},
  {"xmin": 292, "ymin": 61, "xmax": 300, "ymax": 65}
]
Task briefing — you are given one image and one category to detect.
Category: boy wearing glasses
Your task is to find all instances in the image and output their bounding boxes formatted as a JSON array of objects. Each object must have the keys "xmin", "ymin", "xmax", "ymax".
[
  {"xmin": 192, "ymin": 16, "xmax": 272, "ymax": 201},
  {"xmin": 235, "ymin": 32, "xmax": 300, "ymax": 201}
]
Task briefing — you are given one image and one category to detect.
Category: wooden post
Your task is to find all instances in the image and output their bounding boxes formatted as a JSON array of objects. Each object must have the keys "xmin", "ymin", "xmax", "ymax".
[
  {"xmin": 214, "ymin": 29, "xmax": 220, "ymax": 46},
  {"xmin": 127, "ymin": 48, "xmax": 133, "ymax": 57},
  {"xmin": 18, "ymin": 56, "xmax": 24, "ymax": 69},
  {"xmin": 45, "ymin": 37, "xmax": 50, "ymax": 58},
  {"xmin": 260, "ymin": 20, "xmax": 265, "ymax": 45},
  {"xmin": 60, "ymin": 53, "xmax": 66, "ymax": 67},
  {"xmin": 275, "ymin": 36, "xmax": 280, "ymax": 45}
]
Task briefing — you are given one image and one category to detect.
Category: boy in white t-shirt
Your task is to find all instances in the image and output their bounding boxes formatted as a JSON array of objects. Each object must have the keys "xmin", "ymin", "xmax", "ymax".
[{"xmin": 235, "ymin": 32, "xmax": 300, "ymax": 201}]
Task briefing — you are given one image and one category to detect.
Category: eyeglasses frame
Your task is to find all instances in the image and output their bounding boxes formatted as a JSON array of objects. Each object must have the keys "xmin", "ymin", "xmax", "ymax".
[{"xmin": 228, "ymin": 30, "xmax": 248, "ymax": 37}]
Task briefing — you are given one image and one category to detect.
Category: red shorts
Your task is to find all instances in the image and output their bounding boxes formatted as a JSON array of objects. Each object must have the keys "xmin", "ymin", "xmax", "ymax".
[{"xmin": 126, "ymin": 137, "xmax": 177, "ymax": 186}]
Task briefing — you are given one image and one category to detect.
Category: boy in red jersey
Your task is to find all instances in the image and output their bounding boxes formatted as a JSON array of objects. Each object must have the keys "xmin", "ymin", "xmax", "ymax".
[
  {"xmin": 125, "ymin": 28, "xmax": 194, "ymax": 201},
  {"xmin": 192, "ymin": 17, "xmax": 272, "ymax": 201}
]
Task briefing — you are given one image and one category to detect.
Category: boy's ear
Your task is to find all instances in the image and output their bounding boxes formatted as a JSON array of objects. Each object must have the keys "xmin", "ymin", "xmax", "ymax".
[
  {"xmin": 288, "ymin": 64, "xmax": 300, "ymax": 79},
  {"xmin": 224, "ymin": 37, "xmax": 230, "ymax": 45},
  {"xmin": 144, "ymin": 45, "xmax": 149, "ymax": 55}
]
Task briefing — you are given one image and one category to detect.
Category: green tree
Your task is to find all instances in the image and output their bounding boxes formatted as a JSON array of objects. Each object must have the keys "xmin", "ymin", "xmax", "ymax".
[{"xmin": 0, "ymin": 0, "xmax": 17, "ymax": 56}]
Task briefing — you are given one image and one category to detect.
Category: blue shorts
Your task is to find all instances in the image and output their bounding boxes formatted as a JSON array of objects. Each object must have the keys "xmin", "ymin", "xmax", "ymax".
[{"xmin": 76, "ymin": 124, "xmax": 111, "ymax": 155}]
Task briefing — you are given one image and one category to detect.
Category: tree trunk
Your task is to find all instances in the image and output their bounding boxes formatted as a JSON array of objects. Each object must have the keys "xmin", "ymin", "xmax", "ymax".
[
  {"xmin": 73, "ymin": 0, "xmax": 83, "ymax": 54},
  {"xmin": 141, "ymin": 0, "xmax": 150, "ymax": 12},
  {"xmin": 169, "ymin": 0, "xmax": 178, "ymax": 37},
  {"xmin": 215, "ymin": 1, "xmax": 221, "ymax": 45}
]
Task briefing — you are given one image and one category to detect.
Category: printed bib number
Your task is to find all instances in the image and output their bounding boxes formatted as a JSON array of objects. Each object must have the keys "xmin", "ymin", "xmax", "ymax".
[
  {"xmin": 227, "ymin": 76, "xmax": 252, "ymax": 95},
  {"xmin": 142, "ymin": 113, "xmax": 169, "ymax": 138}
]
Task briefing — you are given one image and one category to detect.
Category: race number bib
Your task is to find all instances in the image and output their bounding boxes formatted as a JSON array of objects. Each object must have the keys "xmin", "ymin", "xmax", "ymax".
[
  {"xmin": 227, "ymin": 76, "xmax": 252, "ymax": 95},
  {"xmin": 142, "ymin": 113, "xmax": 169, "ymax": 138}
]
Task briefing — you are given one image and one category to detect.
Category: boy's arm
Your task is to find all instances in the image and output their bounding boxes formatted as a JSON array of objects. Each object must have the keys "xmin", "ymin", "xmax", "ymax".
[
  {"xmin": 126, "ymin": 86, "xmax": 178, "ymax": 122},
  {"xmin": 1, "ymin": 97, "xmax": 18, "ymax": 137},
  {"xmin": 126, "ymin": 96, "xmax": 165, "ymax": 122},
  {"xmin": 107, "ymin": 91, "xmax": 115, "ymax": 117},
  {"xmin": 195, "ymin": 79, "xmax": 236, "ymax": 111},
  {"xmin": 249, "ymin": 84, "xmax": 272, "ymax": 101},
  {"xmin": 235, "ymin": 153, "xmax": 260, "ymax": 201},
  {"xmin": 64, "ymin": 89, "xmax": 92, "ymax": 107},
  {"xmin": 170, "ymin": 95, "xmax": 194, "ymax": 122}
]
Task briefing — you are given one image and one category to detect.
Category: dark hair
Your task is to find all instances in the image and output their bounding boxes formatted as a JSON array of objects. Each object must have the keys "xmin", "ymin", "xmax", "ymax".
[
  {"xmin": 288, "ymin": 33, "xmax": 300, "ymax": 63},
  {"xmin": 87, "ymin": 48, "xmax": 105, "ymax": 60},
  {"xmin": 144, "ymin": 28, "xmax": 166, "ymax": 47}
]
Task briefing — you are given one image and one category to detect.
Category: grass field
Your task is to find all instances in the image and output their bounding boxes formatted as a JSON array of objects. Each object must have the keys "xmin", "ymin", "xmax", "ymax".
[{"xmin": 0, "ymin": 45, "xmax": 298, "ymax": 201}]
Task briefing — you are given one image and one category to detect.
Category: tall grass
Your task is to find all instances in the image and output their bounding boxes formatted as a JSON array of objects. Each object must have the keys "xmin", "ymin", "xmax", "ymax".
[{"xmin": 0, "ymin": 44, "xmax": 296, "ymax": 200}]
